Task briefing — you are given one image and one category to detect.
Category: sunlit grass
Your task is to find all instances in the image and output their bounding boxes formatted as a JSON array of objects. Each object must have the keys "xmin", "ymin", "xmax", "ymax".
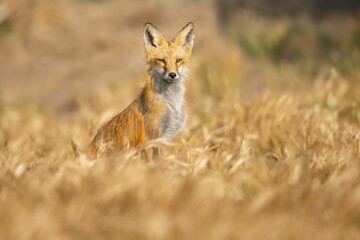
[
  {"xmin": 0, "ymin": 0, "xmax": 360, "ymax": 239},
  {"xmin": 1, "ymin": 64, "xmax": 360, "ymax": 239}
]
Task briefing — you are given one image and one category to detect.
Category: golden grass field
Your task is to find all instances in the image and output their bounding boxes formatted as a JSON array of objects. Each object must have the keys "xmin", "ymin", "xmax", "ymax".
[{"xmin": 0, "ymin": 0, "xmax": 360, "ymax": 239}]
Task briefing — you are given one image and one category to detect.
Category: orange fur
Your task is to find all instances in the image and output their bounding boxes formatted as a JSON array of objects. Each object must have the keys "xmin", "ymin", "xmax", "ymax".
[{"xmin": 88, "ymin": 22, "xmax": 195, "ymax": 158}]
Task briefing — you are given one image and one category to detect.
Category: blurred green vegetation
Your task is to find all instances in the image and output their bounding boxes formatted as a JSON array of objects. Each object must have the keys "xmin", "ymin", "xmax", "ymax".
[
  {"xmin": 231, "ymin": 19, "xmax": 360, "ymax": 78},
  {"xmin": 0, "ymin": 19, "xmax": 12, "ymax": 37}
]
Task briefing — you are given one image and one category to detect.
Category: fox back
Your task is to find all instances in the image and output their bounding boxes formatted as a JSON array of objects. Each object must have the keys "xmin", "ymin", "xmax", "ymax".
[{"xmin": 88, "ymin": 22, "xmax": 195, "ymax": 158}]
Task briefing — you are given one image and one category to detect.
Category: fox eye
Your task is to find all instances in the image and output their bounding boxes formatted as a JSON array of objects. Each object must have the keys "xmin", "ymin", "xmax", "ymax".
[
  {"xmin": 157, "ymin": 58, "xmax": 166, "ymax": 64},
  {"xmin": 176, "ymin": 58, "xmax": 183, "ymax": 63}
]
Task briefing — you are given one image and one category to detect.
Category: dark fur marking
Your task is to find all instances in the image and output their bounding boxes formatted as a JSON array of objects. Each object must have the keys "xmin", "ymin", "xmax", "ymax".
[
  {"xmin": 185, "ymin": 29, "xmax": 194, "ymax": 45},
  {"xmin": 145, "ymin": 29, "xmax": 157, "ymax": 47}
]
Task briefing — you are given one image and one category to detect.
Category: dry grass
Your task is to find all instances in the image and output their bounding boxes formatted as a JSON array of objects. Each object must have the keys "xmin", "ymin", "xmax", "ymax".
[{"xmin": 1, "ymin": 0, "xmax": 360, "ymax": 239}]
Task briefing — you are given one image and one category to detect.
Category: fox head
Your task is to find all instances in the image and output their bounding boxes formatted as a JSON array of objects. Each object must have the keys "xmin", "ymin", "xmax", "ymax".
[{"xmin": 143, "ymin": 22, "xmax": 195, "ymax": 83}]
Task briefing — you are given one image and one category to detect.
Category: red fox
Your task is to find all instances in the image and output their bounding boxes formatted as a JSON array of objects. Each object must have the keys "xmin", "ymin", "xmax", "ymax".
[{"xmin": 88, "ymin": 22, "xmax": 195, "ymax": 158}]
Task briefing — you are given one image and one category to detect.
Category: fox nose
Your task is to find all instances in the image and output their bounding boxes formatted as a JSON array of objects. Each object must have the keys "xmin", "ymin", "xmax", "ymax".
[{"xmin": 169, "ymin": 72, "xmax": 177, "ymax": 79}]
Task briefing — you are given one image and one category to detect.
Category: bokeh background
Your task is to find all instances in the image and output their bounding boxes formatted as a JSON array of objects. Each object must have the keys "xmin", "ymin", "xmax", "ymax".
[
  {"xmin": 1, "ymin": 0, "xmax": 360, "ymax": 239},
  {"xmin": 1, "ymin": 0, "xmax": 359, "ymax": 111}
]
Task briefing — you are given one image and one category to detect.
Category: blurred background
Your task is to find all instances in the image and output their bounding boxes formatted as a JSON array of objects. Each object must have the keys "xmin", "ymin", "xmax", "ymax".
[
  {"xmin": 1, "ymin": 2, "xmax": 360, "ymax": 239},
  {"xmin": 0, "ymin": 0, "xmax": 359, "ymax": 115}
]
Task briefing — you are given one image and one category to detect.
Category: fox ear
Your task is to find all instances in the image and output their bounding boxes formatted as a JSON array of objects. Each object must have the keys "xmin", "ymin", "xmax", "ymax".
[
  {"xmin": 173, "ymin": 22, "xmax": 195, "ymax": 49},
  {"xmin": 143, "ymin": 23, "xmax": 166, "ymax": 48}
]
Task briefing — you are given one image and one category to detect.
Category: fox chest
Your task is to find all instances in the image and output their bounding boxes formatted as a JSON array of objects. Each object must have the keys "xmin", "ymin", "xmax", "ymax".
[{"xmin": 159, "ymin": 107, "xmax": 186, "ymax": 140}]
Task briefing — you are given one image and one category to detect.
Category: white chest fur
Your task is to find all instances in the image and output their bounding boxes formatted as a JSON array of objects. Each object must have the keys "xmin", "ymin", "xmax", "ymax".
[{"xmin": 158, "ymin": 80, "xmax": 187, "ymax": 140}]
